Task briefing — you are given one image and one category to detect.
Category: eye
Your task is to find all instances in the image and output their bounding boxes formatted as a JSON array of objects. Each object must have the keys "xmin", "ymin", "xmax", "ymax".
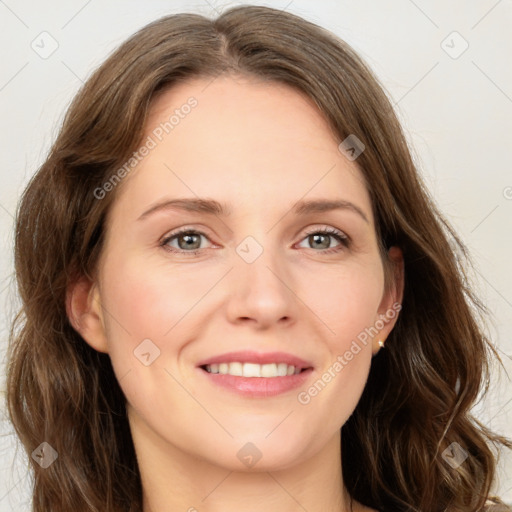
[
  {"xmin": 160, "ymin": 228, "xmax": 212, "ymax": 256},
  {"xmin": 160, "ymin": 226, "xmax": 350, "ymax": 256},
  {"xmin": 296, "ymin": 227, "xmax": 350, "ymax": 254}
]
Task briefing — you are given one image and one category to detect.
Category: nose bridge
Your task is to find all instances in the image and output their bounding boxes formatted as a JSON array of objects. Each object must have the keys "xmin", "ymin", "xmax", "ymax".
[
  {"xmin": 227, "ymin": 230, "xmax": 296, "ymax": 324},
  {"xmin": 235, "ymin": 231, "xmax": 285, "ymax": 285}
]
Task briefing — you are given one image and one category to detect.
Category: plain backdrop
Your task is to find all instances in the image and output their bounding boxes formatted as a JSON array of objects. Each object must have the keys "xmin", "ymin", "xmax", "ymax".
[{"xmin": 0, "ymin": 0, "xmax": 511, "ymax": 509}]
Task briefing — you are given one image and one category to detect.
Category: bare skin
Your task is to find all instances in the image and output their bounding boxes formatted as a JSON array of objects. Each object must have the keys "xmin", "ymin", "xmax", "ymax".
[{"xmin": 68, "ymin": 74, "xmax": 403, "ymax": 512}]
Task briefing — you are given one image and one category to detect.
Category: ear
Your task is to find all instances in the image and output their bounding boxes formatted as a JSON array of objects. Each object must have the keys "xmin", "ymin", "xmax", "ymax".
[
  {"xmin": 372, "ymin": 246, "xmax": 404, "ymax": 355},
  {"xmin": 66, "ymin": 276, "xmax": 109, "ymax": 353}
]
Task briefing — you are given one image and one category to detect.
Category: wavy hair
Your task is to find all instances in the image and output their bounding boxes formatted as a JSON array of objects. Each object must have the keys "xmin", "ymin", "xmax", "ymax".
[{"xmin": 5, "ymin": 5, "xmax": 511, "ymax": 511}]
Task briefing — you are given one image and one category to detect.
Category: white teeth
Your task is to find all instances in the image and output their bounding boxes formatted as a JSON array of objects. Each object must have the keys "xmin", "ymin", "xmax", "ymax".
[
  {"xmin": 278, "ymin": 363, "xmax": 288, "ymax": 376},
  {"xmin": 204, "ymin": 362, "xmax": 302, "ymax": 377},
  {"xmin": 229, "ymin": 362, "xmax": 243, "ymax": 376},
  {"xmin": 243, "ymin": 363, "xmax": 261, "ymax": 377},
  {"xmin": 261, "ymin": 363, "xmax": 277, "ymax": 377}
]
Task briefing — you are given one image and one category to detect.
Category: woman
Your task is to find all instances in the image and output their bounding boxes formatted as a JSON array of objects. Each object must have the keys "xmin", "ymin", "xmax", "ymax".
[{"xmin": 6, "ymin": 5, "xmax": 511, "ymax": 511}]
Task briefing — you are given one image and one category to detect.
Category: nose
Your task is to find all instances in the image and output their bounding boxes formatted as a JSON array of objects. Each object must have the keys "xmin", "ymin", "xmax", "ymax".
[{"xmin": 225, "ymin": 238, "xmax": 298, "ymax": 329}]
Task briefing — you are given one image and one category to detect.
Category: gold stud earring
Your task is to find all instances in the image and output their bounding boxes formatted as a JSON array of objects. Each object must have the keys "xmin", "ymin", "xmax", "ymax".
[{"xmin": 378, "ymin": 340, "xmax": 385, "ymax": 348}]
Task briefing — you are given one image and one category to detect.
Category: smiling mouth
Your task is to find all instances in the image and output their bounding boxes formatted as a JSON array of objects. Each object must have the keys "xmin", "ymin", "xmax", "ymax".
[{"xmin": 200, "ymin": 362, "xmax": 310, "ymax": 378}]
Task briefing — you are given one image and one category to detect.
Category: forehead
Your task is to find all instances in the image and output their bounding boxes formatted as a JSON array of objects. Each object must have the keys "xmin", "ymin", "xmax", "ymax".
[
  {"xmin": 109, "ymin": 74, "xmax": 372, "ymax": 224},
  {"xmin": 147, "ymin": 74, "xmax": 341, "ymax": 153}
]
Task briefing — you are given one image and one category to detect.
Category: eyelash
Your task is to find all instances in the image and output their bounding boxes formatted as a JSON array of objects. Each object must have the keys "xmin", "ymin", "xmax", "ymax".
[{"xmin": 159, "ymin": 226, "xmax": 350, "ymax": 256}]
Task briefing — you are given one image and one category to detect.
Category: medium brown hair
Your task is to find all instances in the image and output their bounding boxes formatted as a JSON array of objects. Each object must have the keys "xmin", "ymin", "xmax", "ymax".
[{"xmin": 6, "ymin": 5, "xmax": 511, "ymax": 511}]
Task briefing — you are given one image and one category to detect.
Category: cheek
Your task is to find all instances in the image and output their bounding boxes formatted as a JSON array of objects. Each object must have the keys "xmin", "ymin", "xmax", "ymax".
[
  {"xmin": 303, "ymin": 260, "xmax": 384, "ymax": 347},
  {"xmin": 98, "ymin": 256, "xmax": 204, "ymax": 413},
  {"xmin": 299, "ymin": 262, "xmax": 382, "ymax": 410},
  {"xmin": 101, "ymin": 255, "xmax": 206, "ymax": 341},
  {"xmin": 100, "ymin": 249, "xmax": 384, "ymax": 363}
]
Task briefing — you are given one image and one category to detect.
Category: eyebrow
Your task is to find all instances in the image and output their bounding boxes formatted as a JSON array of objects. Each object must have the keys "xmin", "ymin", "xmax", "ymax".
[{"xmin": 137, "ymin": 197, "xmax": 369, "ymax": 224}]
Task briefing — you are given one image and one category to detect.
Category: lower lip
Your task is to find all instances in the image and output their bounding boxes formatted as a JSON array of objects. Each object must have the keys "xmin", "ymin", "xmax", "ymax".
[{"xmin": 198, "ymin": 367, "xmax": 314, "ymax": 397}]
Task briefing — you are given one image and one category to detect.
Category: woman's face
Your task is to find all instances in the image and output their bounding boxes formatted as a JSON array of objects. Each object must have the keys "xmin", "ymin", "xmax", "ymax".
[{"xmin": 80, "ymin": 74, "xmax": 402, "ymax": 471}]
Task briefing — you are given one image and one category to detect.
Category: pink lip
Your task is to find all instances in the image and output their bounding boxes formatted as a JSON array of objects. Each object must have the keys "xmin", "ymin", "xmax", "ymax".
[
  {"xmin": 198, "ymin": 367, "xmax": 314, "ymax": 397},
  {"xmin": 196, "ymin": 350, "xmax": 313, "ymax": 369}
]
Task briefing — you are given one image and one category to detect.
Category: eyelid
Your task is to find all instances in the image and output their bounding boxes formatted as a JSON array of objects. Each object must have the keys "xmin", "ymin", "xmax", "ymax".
[
  {"xmin": 302, "ymin": 225, "xmax": 348, "ymax": 240},
  {"xmin": 160, "ymin": 225, "xmax": 207, "ymax": 241}
]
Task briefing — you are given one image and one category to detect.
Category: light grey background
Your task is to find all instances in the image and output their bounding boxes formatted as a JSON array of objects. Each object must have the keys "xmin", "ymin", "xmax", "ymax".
[{"xmin": 0, "ymin": 0, "xmax": 511, "ymax": 509}]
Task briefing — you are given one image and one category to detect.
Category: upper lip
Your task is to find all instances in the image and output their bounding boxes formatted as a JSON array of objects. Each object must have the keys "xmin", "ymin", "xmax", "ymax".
[{"xmin": 196, "ymin": 350, "xmax": 313, "ymax": 369}]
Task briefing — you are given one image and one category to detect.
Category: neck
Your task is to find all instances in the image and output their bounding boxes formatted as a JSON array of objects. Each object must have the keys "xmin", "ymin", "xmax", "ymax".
[{"xmin": 129, "ymin": 409, "xmax": 355, "ymax": 512}]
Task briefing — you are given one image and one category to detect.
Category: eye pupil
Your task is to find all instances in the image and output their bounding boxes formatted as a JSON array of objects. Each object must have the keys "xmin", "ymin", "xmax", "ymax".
[
  {"xmin": 310, "ymin": 234, "xmax": 329, "ymax": 249},
  {"xmin": 179, "ymin": 233, "xmax": 201, "ymax": 250}
]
